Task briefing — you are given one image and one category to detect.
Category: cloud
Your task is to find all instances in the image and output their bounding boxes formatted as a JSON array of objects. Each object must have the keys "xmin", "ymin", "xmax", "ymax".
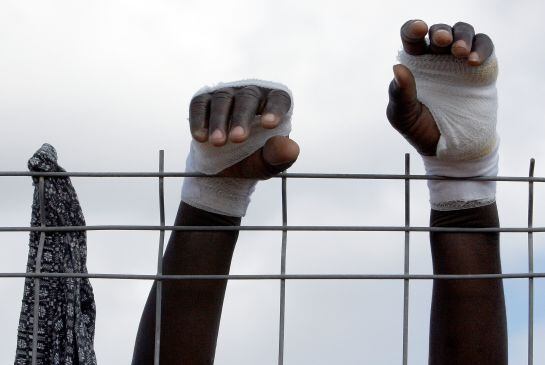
[{"xmin": 1, "ymin": 0, "xmax": 545, "ymax": 363}]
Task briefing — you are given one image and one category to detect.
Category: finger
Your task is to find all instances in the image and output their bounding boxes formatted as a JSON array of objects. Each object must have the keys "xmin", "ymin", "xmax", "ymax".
[
  {"xmin": 468, "ymin": 33, "xmax": 494, "ymax": 66},
  {"xmin": 400, "ymin": 19, "xmax": 429, "ymax": 55},
  {"xmin": 261, "ymin": 89, "xmax": 292, "ymax": 129},
  {"xmin": 229, "ymin": 86, "xmax": 263, "ymax": 143},
  {"xmin": 451, "ymin": 22, "xmax": 475, "ymax": 58},
  {"xmin": 387, "ymin": 64, "xmax": 440, "ymax": 156},
  {"xmin": 220, "ymin": 136, "xmax": 300, "ymax": 179},
  {"xmin": 189, "ymin": 93, "xmax": 211, "ymax": 142},
  {"xmin": 387, "ymin": 64, "xmax": 420, "ymax": 129},
  {"xmin": 208, "ymin": 88, "xmax": 235, "ymax": 146},
  {"xmin": 428, "ymin": 23, "xmax": 453, "ymax": 54}
]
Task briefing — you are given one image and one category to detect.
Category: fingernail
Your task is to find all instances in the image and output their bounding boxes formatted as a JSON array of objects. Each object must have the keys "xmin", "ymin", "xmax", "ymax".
[
  {"xmin": 210, "ymin": 129, "xmax": 224, "ymax": 143},
  {"xmin": 468, "ymin": 52, "xmax": 480, "ymax": 65},
  {"xmin": 262, "ymin": 113, "xmax": 277, "ymax": 127},
  {"xmin": 193, "ymin": 128, "xmax": 208, "ymax": 141},
  {"xmin": 451, "ymin": 40, "xmax": 469, "ymax": 57},
  {"xmin": 408, "ymin": 20, "xmax": 427, "ymax": 38},
  {"xmin": 432, "ymin": 29, "xmax": 452, "ymax": 46},
  {"xmin": 229, "ymin": 126, "xmax": 245, "ymax": 140}
]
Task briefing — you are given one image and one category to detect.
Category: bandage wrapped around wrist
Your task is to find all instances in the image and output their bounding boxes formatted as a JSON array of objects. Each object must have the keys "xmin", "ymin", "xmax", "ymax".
[
  {"xmin": 181, "ymin": 79, "xmax": 293, "ymax": 217},
  {"xmin": 398, "ymin": 51, "xmax": 499, "ymax": 210}
]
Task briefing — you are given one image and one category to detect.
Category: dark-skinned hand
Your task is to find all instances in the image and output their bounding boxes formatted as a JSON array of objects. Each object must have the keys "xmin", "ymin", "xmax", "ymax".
[
  {"xmin": 189, "ymin": 85, "xmax": 300, "ymax": 179},
  {"xmin": 386, "ymin": 20, "xmax": 495, "ymax": 156}
]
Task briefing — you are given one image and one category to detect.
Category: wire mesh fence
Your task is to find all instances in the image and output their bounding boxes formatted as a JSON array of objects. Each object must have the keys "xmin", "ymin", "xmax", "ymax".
[{"xmin": 0, "ymin": 152, "xmax": 541, "ymax": 365}]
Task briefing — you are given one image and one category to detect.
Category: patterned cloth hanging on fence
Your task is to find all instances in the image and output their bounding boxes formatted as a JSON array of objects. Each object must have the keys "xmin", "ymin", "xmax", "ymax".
[{"xmin": 15, "ymin": 143, "xmax": 97, "ymax": 365}]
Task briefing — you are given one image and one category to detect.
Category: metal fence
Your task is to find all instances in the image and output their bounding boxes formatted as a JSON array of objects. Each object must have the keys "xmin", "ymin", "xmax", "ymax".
[{"xmin": 0, "ymin": 152, "xmax": 542, "ymax": 365}]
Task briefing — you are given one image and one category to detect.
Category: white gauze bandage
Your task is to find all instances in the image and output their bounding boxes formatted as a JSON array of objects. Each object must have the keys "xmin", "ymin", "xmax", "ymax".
[
  {"xmin": 181, "ymin": 79, "xmax": 293, "ymax": 217},
  {"xmin": 398, "ymin": 51, "xmax": 499, "ymax": 210}
]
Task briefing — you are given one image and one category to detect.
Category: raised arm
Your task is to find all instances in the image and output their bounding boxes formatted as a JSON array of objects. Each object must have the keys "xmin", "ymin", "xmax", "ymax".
[
  {"xmin": 387, "ymin": 20, "xmax": 507, "ymax": 365},
  {"xmin": 132, "ymin": 81, "xmax": 299, "ymax": 364}
]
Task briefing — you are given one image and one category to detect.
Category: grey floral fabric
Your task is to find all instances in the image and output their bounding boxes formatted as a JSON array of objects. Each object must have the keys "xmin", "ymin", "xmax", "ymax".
[{"xmin": 15, "ymin": 144, "xmax": 97, "ymax": 365}]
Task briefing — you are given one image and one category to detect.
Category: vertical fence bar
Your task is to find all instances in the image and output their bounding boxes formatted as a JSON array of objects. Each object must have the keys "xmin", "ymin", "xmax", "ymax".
[
  {"xmin": 528, "ymin": 158, "xmax": 535, "ymax": 365},
  {"xmin": 402, "ymin": 154, "xmax": 410, "ymax": 365},
  {"xmin": 278, "ymin": 176, "xmax": 288, "ymax": 365},
  {"xmin": 31, "ymin": 177, "xmax": 46, "ymax": 365},
  {"xmin": 154, "ymin": 150, "xmax": 166, "ymax": 365}
]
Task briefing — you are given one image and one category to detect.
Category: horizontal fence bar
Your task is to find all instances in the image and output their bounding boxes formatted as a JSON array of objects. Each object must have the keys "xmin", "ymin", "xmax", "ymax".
[
  {"xmin": 4, "ymin": 171, "xmax": 545, "ymax": 182},
  {"xmin": 0, "ymin": 273, "xmax": 544, "ymax": 280},
  {"xmin": 3, "ymin": 225, "xmax": 545, "ymax": 233}
]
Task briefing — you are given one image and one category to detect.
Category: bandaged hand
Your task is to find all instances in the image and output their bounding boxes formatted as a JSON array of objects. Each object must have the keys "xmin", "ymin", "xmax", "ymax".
[
  {"xmin": 387, "ymin": 20, "xmax": 498, "ymax": 210},
  {"xmin": 182, "ymin": 80, "xmax": 300, "ymax": 217}
]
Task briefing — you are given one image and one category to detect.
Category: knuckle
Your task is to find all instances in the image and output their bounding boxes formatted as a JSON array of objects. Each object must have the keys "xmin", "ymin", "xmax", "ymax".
[
  {"xmin": 430, "ymin": 23, "xmax": 451, "ymax": 32},
  {"xmin": 400, "ymin": 20, "xmax": 412, "ymax": 35},
  {"xmin": 212, "ymin": 87, "xmax": 235, "ymax": 100},
  {"xmin": 475, "ymin": 33, "xmax": 492, "ymax": 42},
  {"xmin": 235, "ymin": 85, "xmax": 262, "ymax": 100},
  {"xmin": 189, "ymin": 95, "xmax": 210, "ymax": 126},
  {"xmin": 268, "ymin": 89, "xmax": 291, "ymax": 106},
  {"xmin": 401, "ymin": 19, "xmax": 428, "ymax": 42},
  {"xmin": 190, "ymin": 94, "xmax": 211, "ymax": 109},
  {"xmin": 453, "ymin": 21, "xmax": 474, "ymax": 31},
  {"xmin": 474, "ymin": 33, "xmax": 494, "ymax": 50}
]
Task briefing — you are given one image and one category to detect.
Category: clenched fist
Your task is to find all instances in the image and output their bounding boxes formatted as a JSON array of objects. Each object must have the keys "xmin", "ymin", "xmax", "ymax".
[
  {"xmin": 189, "ymin": 82, "xmax": 299, "ymax": 180},
  {"xmin": 387, "ymin": 20, "xmax": 495, "ymax": 157}
]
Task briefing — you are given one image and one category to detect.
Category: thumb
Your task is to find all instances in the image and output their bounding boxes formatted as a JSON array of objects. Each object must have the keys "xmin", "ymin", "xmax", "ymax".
[
  {"xmin": 392, "ymin": 64, "xmax": 417, "ymax": 101},
  {"xmin": 262, "ymin": 136, "xmax": 300, "ymax": 171},
  {"xmin": 387, "ymin": 64, "xmax": 419, "ymax": 131},
  {"xmin": 386, "ymin": 64, "xmax": 440, "ymax": 156},
  {"xmin": 219, "ymin": 136, "xmax": 300, "ymax": 179}
]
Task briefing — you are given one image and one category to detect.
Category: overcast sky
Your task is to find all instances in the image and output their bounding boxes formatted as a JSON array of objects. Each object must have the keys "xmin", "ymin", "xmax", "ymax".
[{"xmin": 1, "ymin": 0, "xmax": 545, "ymax": 364}]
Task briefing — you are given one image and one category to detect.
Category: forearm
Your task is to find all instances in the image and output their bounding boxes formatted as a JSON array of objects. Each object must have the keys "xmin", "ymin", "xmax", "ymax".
[
  {"xmin": 132, "ymin": 202, "xmax": 241, "ymax": 365},
  {"xmin": 430, "ymin": 203, "xmax": 500, "ymax": 275},
  {"xmin": 162, "ymin": 202, "xmax": 241, "ymax": 276},
  {"xmin": 132, "ymin": 78, "xmax": 297, "ymax": 364},
  {"xmin": 388, "ymin": 19, "xmax": 506, "ymax": 365},
  {"xmin": 428, "ymin": 203, "xmax": 507, "ymax": 365}
]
